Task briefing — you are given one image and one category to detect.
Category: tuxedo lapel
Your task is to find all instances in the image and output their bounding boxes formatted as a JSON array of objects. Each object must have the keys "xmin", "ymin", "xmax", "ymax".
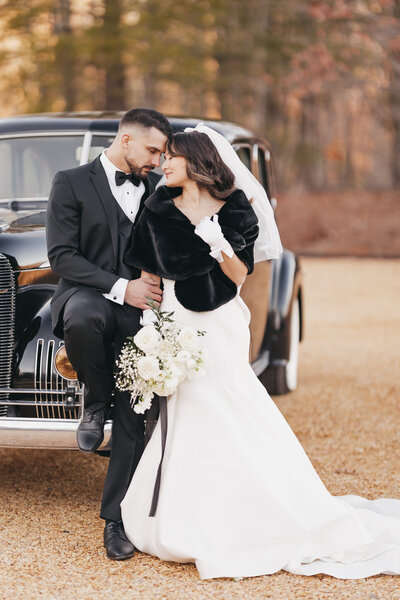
[
  {"xmin": 88, "ymin": 156, "xmax": 119, "ymax": 261},
  {"xmin": 88, "ymin": 159, "xmax": 161, "ymax": 250}
]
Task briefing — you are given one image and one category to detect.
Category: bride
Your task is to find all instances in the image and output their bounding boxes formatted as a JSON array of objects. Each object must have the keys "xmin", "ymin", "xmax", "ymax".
[{"xmin": 120, "ymin": 124, "xmax": 400, "ymax": 580}]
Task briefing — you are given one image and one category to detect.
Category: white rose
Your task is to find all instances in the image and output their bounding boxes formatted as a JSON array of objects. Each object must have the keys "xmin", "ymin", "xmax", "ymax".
[
  {"xmin": 134, "ymin": 326, "xmax": 161, "ymax": 353},
  {"xmin": 164, "ymin": 358, "xmax": 181, "ymax": 378},
  {"xmin": 153, "ymin": 378, "xmax": 179, "ymax": 397},
  {"xmin": 133, "ymin": 390, "xmax": 154, "ymax": 413},
  {"xmin": 134, "ymin": 398, "xmax": 151, "ymax": 414},
  {"xmin": 162, "ymin": 378, "xmax": 179, "ymax": 396},
  {"xmin": 137, "ymin": 356, "xmax": 160, "ymax": 381},
  {"xmin": 186, "ymin": 358, "xmax": 197, "ymax": 370},
  {"xmin": 177, "ymin": 327, "xmax": 199, "ymax": 351},
  {"xmin": 162, "ymin": 322, "xmax": 176, "ymax": 335},
  {"xmin": 142, "ymin": 390, "xmax": 154, "ymax": 403},
  {"xmin": 172, "ymin": 360, "xmax": 186, "ymax": 383},
  {"xmin": 156, "ymin": 340, "xmax": 175, "ymax": 360},
  {"xmin": 176, "ymin": 350, "xmax": 192, "ymax": 363},
  {"xmin": 187, "ymin": 366, "xmax": 207, "ymax": 381},
  {"xmin": 152, "ymin": 383, "xmax": 164, "ymax": 396}
]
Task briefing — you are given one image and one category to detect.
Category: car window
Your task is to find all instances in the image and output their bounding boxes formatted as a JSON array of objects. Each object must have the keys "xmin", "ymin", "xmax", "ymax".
[
  {"xmin": 258, "ymin": 146, "xmax": 275, "ymax": 200},
  {"xmin": 235, "ymin": 146, "xmax": 251, "ymax": 170},
  {"xmin": 0, "ymin": 135, "xmax": 84, "ymax": 201},
  {"xmin": 257, "ymin": 147, "xmax": 268, "ymax": 190},
  {"xmin": 89, "ymin": 135, "xmax": 116, "ymax": 162}
]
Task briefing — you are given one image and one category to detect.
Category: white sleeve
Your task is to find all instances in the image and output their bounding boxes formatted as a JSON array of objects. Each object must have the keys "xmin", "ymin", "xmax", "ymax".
[{"xmin": 103, "ymin": 278, "xmax": 129, "ymax": 305}]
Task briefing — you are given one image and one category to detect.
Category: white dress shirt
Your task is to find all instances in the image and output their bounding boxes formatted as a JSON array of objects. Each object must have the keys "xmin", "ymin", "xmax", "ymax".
[{"xmin": 100, "ymin": 151, "xmax": 146, "ymax": 305}]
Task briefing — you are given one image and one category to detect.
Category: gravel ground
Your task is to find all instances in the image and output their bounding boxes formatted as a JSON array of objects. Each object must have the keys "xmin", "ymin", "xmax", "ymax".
[{"xmin": 1, "ymin": 258, "xmax": 400, "ymax": 600}]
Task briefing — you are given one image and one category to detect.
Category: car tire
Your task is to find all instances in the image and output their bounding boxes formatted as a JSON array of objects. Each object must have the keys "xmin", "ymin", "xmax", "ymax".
[{"xmin": 263, "ymin": 296, "xmax": 300, "ymax": 395}]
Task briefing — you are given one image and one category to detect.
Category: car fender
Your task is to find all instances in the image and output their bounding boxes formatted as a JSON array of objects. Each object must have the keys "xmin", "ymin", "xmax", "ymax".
[
  {"xmin": 265, "ymin": 249, "xmax": 302, "ymax": 362},
  {"xmin": 269, "ymin": 250, "xmax": 299, "ymax": 325},
  {"xmin": 14, "ymin": 285, "xmax": 62, "ymax": 388}
]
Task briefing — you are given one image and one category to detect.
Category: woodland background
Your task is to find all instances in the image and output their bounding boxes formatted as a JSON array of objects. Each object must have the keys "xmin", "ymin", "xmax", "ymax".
[{"xmin": 0, "ymin": 0, "xmax": 399, "ymax": 255}]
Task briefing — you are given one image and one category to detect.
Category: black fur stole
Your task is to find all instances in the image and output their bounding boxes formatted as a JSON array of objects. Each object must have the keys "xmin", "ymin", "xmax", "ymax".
[{"xmin": 125, "ymin": 185, "xmax": 259, "ymax": 312}]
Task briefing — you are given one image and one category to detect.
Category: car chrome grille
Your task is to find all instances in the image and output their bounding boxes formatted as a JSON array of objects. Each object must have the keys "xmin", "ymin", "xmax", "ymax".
[
  {"xmin": 34, "ymin": 339, "xmax": 82, "ymax": 419},
  {"xmin": 0, "ymin": 254, "xmax": 16, "ymax": 417}
]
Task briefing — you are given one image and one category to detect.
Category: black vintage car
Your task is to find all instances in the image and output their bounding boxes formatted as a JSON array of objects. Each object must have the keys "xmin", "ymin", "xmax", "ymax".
[{"xmin": 0, "ymin": 112, "xmax": 303, "ymax": 451}]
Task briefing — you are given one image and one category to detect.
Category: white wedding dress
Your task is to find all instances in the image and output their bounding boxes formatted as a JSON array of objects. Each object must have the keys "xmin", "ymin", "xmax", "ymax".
[{"xmin": 121, "ymin": 279, "xmax": 400, "ymax": 580}]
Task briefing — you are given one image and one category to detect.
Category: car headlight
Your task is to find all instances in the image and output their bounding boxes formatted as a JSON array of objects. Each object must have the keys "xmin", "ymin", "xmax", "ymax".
[{"xmin": 54, "ymin": 345, "xmax": 78, "ymax": 381}]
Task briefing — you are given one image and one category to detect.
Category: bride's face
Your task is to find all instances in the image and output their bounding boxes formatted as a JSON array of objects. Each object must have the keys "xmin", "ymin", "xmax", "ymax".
[{"xmin": 162, "ymin": 152, "xmax": 190, "ymax": 187}]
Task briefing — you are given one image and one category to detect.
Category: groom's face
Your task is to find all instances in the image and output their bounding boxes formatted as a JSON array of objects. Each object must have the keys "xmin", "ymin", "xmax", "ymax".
[{"xmin": 121, "ymin": 126, "xmax": 168, "ymax": 179}]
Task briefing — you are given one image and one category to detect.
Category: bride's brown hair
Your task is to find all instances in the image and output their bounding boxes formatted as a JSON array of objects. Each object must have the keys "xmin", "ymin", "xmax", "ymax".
[{"xmin": 167, "ymin": 132, "xmax": 236, "ymax": 199}]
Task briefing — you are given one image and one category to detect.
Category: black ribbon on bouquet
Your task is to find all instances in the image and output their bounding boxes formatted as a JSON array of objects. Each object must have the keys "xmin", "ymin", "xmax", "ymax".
[{"xmin": 149, "ymin": 395, "xmax": 168, "ymax": 517}]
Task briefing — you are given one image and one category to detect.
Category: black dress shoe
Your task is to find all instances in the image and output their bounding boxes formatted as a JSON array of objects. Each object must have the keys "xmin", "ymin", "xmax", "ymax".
[
  {"xmin": 104, "ymin": 520, "xmax": 135, "ymax": 560},
  {"xmin": 76, "ymin": 408, "xmax": 105, "ymax": 453}
]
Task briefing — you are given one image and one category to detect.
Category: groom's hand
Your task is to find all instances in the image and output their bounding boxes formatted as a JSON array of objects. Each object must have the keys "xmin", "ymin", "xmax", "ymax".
[{"xmin": 124, "ymin": 278, "xmax": 162, "ymax": 309}]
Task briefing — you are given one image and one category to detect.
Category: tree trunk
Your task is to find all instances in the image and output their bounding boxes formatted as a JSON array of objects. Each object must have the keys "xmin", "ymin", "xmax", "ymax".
[
  {"xmin": 391, "ymin": 106, "xmax": 400, "ymax": 187},
  {"xmin": 103, "ymin": 0, "xmax": 126, "ymax": 110},
  {"xmin": 389, "ymin": 2, "xmax": 400, "ymax": 187},
  {"xmin": 53, "ymin": 0, "xmax": 76, "ymax": 111},
  {"xmin": 142, "ymin": 72, "xmax": 158, "ymax": 108}
]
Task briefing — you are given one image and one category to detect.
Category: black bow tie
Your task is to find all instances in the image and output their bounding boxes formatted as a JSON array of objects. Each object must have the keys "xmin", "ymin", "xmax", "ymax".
[{"xmin": 115, "ymin": 170, "xmax": 141, "ymax": 187}]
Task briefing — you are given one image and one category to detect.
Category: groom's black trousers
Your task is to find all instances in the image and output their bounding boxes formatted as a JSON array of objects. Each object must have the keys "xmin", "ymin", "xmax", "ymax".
[{"xmin": 63, "ymin": 288, "xmax": 145, "ymax": 522}]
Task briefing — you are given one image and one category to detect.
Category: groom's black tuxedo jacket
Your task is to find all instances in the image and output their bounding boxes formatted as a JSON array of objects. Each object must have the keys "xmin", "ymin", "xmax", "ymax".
[{"xmin": 46, "ymin": 155, "xmax": 160, "ymax": 338}]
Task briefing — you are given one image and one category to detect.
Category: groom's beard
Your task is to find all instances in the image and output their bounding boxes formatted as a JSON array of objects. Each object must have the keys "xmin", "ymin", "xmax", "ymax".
[{"xmin": 124, "ymin": 157, "xmax": 154, "ymax": 180}]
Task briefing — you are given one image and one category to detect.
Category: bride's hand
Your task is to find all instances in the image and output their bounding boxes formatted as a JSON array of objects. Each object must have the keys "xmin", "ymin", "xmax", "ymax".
[{"xmin": 124, "ymin": 278, "xmax": 162, "ymax": 310}]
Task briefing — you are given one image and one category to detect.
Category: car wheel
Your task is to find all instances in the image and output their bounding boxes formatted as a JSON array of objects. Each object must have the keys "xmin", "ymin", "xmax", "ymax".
[{"xmin": 263, "ymin": 296, "xmax": 300, "ymax": 395}]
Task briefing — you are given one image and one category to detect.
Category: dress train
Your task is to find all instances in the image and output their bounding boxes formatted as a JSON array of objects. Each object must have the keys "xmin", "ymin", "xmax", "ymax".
[{"xmin": 121, "ymin": 279, "xmax": 400, "ymax": 579}]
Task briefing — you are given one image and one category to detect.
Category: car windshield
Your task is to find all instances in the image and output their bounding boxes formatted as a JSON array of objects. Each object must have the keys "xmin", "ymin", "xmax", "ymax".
[{"xmin": 0, "ymin": 135, "xmax": 84, "ymax": 204}]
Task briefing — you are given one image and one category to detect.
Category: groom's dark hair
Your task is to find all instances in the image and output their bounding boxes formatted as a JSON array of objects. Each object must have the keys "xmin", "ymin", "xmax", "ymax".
[{"xmin": 120, "ymin": 108, "xmax": 172, "ymax": 141}]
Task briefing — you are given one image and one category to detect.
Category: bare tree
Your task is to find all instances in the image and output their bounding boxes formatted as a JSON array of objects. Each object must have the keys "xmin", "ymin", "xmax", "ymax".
[
  {"xmin": 53, "ymin": 0, "xmax": 76, "ymax": 111},
  {"xmin": 102, "ymin": 0, "xmax": 126, "ymax": 110}
]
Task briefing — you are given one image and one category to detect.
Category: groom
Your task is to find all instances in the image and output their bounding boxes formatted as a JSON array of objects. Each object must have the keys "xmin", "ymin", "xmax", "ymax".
[{"xmin": 46, "ymin": 108, "xmax": 172, "ymax": 560}]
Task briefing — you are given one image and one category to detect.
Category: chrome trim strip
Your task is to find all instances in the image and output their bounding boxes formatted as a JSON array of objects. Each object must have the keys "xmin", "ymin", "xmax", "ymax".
[
  {"xmin": 0, "ymin": 387, "xmax": 80, "ymax": 395},
  {"xmin": 0, "ymin": 132, "xmax": 87, "ymax": 140},
  {"xmin": 0, "ymin": 197, "xmax": 47, "ymax": 204},
  {"xmin": 45, "ymin": 339, "xmax": 54, "ymax": 418},
  {"xmin": 58, "ymin": 341, "xmax": 67, "ymax": 419},
  {"xmin": 0, "ymin": 418, "xmax": 112, "ymax": 449},
  {"xmin": 34, "ymin": 338, "xmax": 43, "ymax": 416},
  {"xmin": 0, "ymin": 400, "xmax": 79, "ymax": 406},
  {"xmin": 251, "ymin": 350, "xmax": 270, "ymax": 376},
  {"xmin": 90, "ymin": 131, "xmax": 119, "ymax": 137},
  {"xmin": 252, "ymin": 143, "xmax": 259, "ymax": 173},
  {"xmin": 13, "ymin": 266, "xmax": 52, "ymax": 273}
]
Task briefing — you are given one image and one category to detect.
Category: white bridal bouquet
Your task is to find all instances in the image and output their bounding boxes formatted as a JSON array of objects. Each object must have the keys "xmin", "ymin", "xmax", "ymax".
[{"xmin": 116, "ymin": 301, "xmax": 207, "ymax": 414}]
